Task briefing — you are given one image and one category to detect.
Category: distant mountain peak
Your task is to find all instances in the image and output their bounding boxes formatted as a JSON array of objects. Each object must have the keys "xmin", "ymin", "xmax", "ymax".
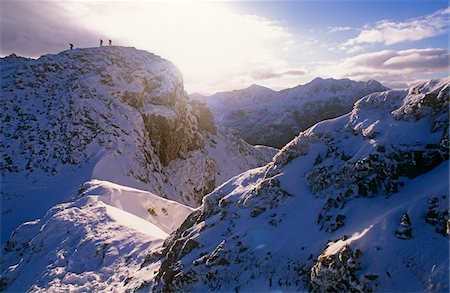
[
  {"xmin": 310, "ymin": 76, "xmax": 325, "ymax": 82},
  {"xmin": 245, "ymin": 83, "xmax": 271, "ymax": 90},
  {"xmin": 192, "ymin": 77, "xmax": 389, "ymax": 148}
]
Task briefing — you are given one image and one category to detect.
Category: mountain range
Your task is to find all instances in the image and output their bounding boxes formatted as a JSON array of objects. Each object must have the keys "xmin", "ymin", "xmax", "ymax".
[
  {"xmin": 1, "ymin": 47, "xmax": 448, "ymax": 292},
  {"xmin": 191, "ymin": 78, "xmax": 388, "ymax": 148}
]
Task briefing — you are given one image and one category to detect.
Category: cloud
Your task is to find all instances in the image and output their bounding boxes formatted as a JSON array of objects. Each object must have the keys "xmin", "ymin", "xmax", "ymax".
[
  {"xmin": 283, "ymin": 69, "xmax": 306, "ymax": 76},
  {"xmin": 328, "ymin": 26, "xmax": 355, "ymax": 33},
  {"xmin": 345, "ymin": 48, "xmax": 449, "ymax": 72},
  {"xmin": 340, "ymin": 7, "xmax": 450, "ymax": 50},
  {"xmin": 251, "ymin": 69, "xmax": 305, "ymax": 80},
  {"xmin": 316, "ymin": 48, "xmax": 449, "ymax": 88},
  {"xmin": 0, "ymin": 1, "xmax": 101, "ymax": 57}
]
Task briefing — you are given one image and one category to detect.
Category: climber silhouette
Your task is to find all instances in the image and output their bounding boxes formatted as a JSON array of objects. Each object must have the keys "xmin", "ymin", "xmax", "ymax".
[
  {"xmin": 69, "ymin": 43, "xmax": 73, "ymax": 50},
  {"xmin": 109, "ymin": 39, "xmax": 112, "ymax": 46},
  {"xmin": 100, "ymin": 39, "xmax": 103, "ymax": 47}
]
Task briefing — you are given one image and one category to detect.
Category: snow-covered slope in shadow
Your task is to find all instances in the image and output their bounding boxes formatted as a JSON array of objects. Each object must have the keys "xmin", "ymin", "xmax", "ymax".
[
  {"xmin": 153, "ymin": 78, "xmax": 449, "ymax": 292},
  {"xmin": 0, "ymin": 180, "xmax": 193, "ymax": 292}
]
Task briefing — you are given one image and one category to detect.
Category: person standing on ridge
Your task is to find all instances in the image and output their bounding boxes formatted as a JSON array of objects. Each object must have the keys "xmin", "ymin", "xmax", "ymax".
[
  {"xmin": 69, "ymin": 43, "xmax": 73, "ymax": 50},
  {"xmin": 100, "ymin": 39, "xmax": 103, "ymax": 46},
  {"xmin": 109, "ymin": 39, "xmax": 112, "ymax": 46}
]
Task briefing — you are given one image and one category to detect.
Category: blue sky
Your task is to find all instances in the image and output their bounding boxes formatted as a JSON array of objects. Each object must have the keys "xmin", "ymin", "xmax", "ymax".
[
  {"xmin": 1, "ymin": 0, "xmax": 448, "ymax": 93},
  {"xmin": 239, "ymin": 1, "xmax": 447, "ymax": 27},
  {"xmin": 238, "ymin": 0, "xmax": 448, "ymax": 48},
  {"xmin": 243, "ymin": 1, "xmax": 449, "ymax": 48}
]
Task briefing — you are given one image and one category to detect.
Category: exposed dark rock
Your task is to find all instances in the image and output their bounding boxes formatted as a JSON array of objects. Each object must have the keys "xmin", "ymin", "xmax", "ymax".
[
  {"xmin": 425, "ymin": 196, "xmax": 449, "ymax": 236},
  {"xmin": 311, "ymin": 244, "xmax": 371, "ymax": 292},
  {"xmin": 190, "ymin": 101, "xmax": 217, "ymax": 134},
  {"xmin": 181, "ymin": 239, "xmax": 200, "ymax": 256},
  {"xmin": 395, "ymin": 212, "xmax": 413, "ymax": 239},
  {"xmin": 142, "ymin": 109, "xmax": 203, "ymax": 166}
]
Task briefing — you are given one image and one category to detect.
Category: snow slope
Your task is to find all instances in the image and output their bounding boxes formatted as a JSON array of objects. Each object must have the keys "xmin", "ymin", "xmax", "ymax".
[
  {"xmin": 192, "ymin": 78, "xmax": 388, "ymax": 148},
  {"xmin": 0, "ymin": 180, "xmax": 193, "ymax": 292},
  {"xmin": 0, "ymin": 47, "xmax": 276, "ymax": 243},
  {"xmin": 153, "ymin": 78, "xmax": 449, "ymax": 292}
]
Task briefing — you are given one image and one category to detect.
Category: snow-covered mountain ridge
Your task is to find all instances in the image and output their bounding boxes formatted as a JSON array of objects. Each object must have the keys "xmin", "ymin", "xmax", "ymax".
[
  {"xmin": 0, "ymin": 47, "xmax": 276, "ymax": 242},
  {"xmin": 153, "ymin": 78, "xmax": 449, "ymax": 292},
  {"xmin": 1, "ymin": 180, "xmax": 194, "ymax": 292},
  {"xmin": 192, "ymin": 78, "xmax": 388, "ymax": 147}
]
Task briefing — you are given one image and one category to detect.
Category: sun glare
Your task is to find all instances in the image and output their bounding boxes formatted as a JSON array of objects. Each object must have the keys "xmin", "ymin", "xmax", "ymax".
[{"xmin": 56, "ymin": 1, "xmax": 297, "ymax": 93}]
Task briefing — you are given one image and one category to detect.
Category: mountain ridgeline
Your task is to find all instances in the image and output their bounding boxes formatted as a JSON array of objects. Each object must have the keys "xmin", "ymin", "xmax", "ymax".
[{"xmin": 192, "ymin": 78, "xmax": 389, "ymax": 148}]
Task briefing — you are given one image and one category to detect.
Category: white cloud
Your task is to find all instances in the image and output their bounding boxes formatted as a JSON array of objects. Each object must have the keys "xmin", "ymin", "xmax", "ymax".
[
  {"xmin": 250, "ymin": 68, "xmax": 305, "ymax": 80},
  {"xmin": 340, "ymin": 7, "xmax": 450, "ymax": 50},
  {"xmin": 316, "ymin": 48, "xmax": 449, "ymax": 88},
  {"xmin": 328, "ymin": 26, "xmax": 354, "ymax": 33},
  {"xmin": 0, "ymin": 1, "xmax": 100, "ymax": 57}
]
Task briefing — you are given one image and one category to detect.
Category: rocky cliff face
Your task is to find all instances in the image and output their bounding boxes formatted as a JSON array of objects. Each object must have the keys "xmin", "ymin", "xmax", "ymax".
[
  {"xmin": 153, "ymin": 79, "xmax": 449, "ymax": 292},
  {"xmin": 192, "ymin": 78, "xmax": 389, "ymax": 148},
  {"xmin": 0, "ymin": 47, "xmax": 276, "ymax": 242}
]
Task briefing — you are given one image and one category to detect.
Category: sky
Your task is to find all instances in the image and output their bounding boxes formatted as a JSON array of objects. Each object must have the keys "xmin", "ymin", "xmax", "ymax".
[{"xmin": 1, "ymin": 0, "xmax": 449, "ymax": 94}]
